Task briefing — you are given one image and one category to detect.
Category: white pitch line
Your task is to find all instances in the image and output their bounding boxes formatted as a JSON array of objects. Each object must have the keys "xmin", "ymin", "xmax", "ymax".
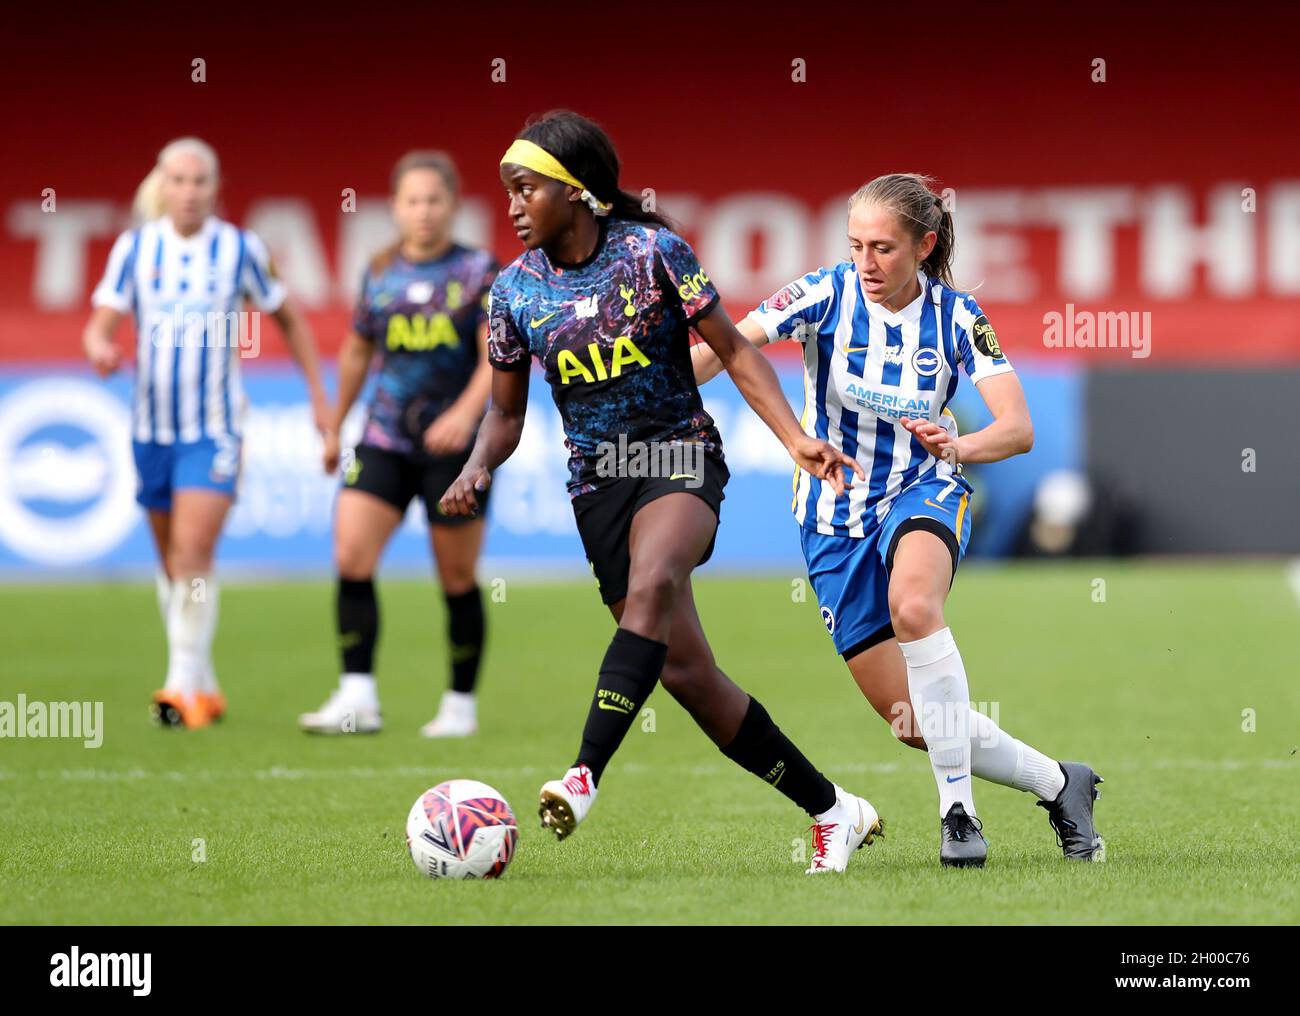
[
  {"xmin": 0, "ymin": 758, "xmax": 1293, "ymax": 783},
  {"xmin": 1287, "ymin": 558, "xmax": 1300, "ymax": 608}
]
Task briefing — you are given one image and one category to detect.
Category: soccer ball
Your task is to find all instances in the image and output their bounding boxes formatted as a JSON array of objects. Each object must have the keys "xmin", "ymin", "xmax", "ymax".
[{"xmin": 406, "ymin": 779, "xmax": 518, "ymax": 879}]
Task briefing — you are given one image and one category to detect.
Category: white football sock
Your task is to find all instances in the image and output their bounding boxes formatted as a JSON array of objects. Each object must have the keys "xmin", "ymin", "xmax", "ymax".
[
  {"xmin": 195, "ymin": 577, "xmax": 220, "ymax": 694},
  {"xmin": 154, "ymin": 571, "xmax": 170, "ymax": 622},
  {"xmin": 969, "ymin": 710, "xmax": 1066, "ymax": 801},
  {"xmin": 967, "ymin": 709, "xmax": 1018, "ymax": 785},
  {"xmin": 164, "ymin": 577, "xmax": 212, "ymax": 695},
  {"xmin": 341, "ymin": 672, "xmax": 378, "ymax": 705},
  {"xmin": 899, "ymin": 626, "xmax": 975, "ymax": 817}
]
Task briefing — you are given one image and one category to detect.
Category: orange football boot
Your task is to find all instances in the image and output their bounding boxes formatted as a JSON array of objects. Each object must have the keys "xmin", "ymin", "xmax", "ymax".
[
  {"xmin": 151, "ymin": 689, "xmax": 214, "ymax": 729},
  {"xmin": 197, "ymin": 690, "xmax": 227, "ymax": 722}
]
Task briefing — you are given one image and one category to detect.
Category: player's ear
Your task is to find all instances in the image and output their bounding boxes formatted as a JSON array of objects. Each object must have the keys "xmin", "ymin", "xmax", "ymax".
[{"xmin": 917, "ymin": 229, "xmax": 937, "ymax": 264}]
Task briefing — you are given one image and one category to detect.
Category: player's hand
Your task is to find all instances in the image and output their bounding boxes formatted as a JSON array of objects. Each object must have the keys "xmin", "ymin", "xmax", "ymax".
[
  {"xmin": 900, "ymin": 416, "xmax": 960, "ymax": 467},
  {"xmin": 310, "ymin": 394, "xmax": 333, "ymax": 440},
  {"xmin": 423, "ymin": 409, "xmax": 477, "ymax": 456},
  {"xmin": 787, "ymin": 433, "xmax": 864, "ymax": 497},
  {"xmin": 321, "ymin": 429, "xmax": 341, "ymax": 474},
  {"xmin": 440, "ymin": 463, "xmax": 491, "ymax": 517},
  {"xmin": 86, "ymin": 336, "xmax": 122, "ymax": 377}
]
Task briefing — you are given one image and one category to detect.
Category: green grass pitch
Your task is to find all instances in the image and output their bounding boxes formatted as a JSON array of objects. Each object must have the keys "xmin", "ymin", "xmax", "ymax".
[{"xmin": 2, "ymin": 562, "xmax": 1297, "ymax": 924}]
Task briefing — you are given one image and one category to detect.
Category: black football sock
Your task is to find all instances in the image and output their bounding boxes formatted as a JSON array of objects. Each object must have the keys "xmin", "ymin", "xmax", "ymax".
[
  {"xmin": 720, "ymin": 696, "xmax": 836, "ymax": 816},
  {"xmin": 444, "ymin": 585, "xmax": 485, "ymax": 694},
  {"xmin": 337, "ymin": 578, "xmax": 378, "ymax": 674},
  {"xmin": 575, "ymin": 627, "xmax": 667, "ymax": 786}
]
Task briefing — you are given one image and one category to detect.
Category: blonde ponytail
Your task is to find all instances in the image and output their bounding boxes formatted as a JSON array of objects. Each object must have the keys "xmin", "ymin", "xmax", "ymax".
[
  {"xmin": 132, "ymin": 137, "xmax": 220, "ymax": 224},
  {"xmin": 132, "ymin": 166, "xmax": 166, "ymax": 222}
]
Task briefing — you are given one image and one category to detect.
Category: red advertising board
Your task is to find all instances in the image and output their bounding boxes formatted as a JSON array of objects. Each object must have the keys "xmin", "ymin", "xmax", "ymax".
[{"xmin": 4, "ymin": 5, "xmax": 1298, "ymax": 365}]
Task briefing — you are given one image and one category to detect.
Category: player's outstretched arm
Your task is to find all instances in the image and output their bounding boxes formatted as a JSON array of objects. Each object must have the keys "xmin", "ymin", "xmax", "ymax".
[
  {"xmin": 271, "ymin": 299, "xmax": 331, "ymax": 438},
  {"xmin": 900, "ymin": 372, "xmax": 1034, "ymax": 466},
  {"xmin": 691, "ymin": 315, "xmax": 770, "ymax": 386},
  {"xmin": 321, "ymin": 330, "xmax": 375, "ymax": 473},
  {"xmin": 693, "ymin": 304, "xmax": 863, "ymax": 495},
  {"xmin": 83, "ymin": 306, "xmax": 124, "ymax": 377},
  {"xmin": 440, "ymin": 366, "xmax": 530, "ymax": 517}
]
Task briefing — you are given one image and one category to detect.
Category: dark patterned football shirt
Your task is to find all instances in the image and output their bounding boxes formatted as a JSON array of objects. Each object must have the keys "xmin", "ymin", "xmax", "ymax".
[
  {"xmin": 487, "ymin": 218, "xmax": 723, "ymax": 494},
  {"xmin": 353, "ymin": 244, "xmax": 497, "ymax": 454}
]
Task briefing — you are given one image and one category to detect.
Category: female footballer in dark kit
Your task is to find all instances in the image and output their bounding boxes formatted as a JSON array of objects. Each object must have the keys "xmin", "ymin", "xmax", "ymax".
[
  {"xmin": 301, "ymin": 151, "xmax": 496, "ymax": 738},
  {"xmin": 441, "ymin": 111, "xmax": 879, "ymax": 873}
]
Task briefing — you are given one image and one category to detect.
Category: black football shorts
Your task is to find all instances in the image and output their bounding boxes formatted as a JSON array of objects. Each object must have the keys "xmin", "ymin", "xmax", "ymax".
[
  {"xmin": 343, "ymin": 442, "xmax": 486, "ymax": 526},
  {"xmin": 571, "ymin": 448, "xmax": 729, "ymax": 605}
]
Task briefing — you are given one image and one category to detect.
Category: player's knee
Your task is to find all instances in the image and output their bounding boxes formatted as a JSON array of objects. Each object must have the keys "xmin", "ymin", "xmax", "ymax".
[
  {"xmin": 659, "ymin": 657, "xmax": 708, "ymax": 706},
  {"xmin": 335, "ymin": 541, "xmax": 374, "ymax": 580},
  {"xmin": 440, "ymin": 574, "xmax": 477, "ymax": 597},
  {"xmin": 884, "ymin": 701, "xmax": 929, "ymax": 749},
  {"xmin": 168, "ymin": 542, "xmax": 214, "ymax": 576},
  {"xmin": 625, "ymin": 563, "xmax": 682, "ymax": 620},
  {"xmin": 436, "ymin": 558, "xmax": 478, "ymax": 596},
  {"xmin": 658, "ymin": 658, "xmax": 689, "ymax": 698},
  {"xmin": 890, "ymin": 593, "xmax": 944, "ymax": 642}
]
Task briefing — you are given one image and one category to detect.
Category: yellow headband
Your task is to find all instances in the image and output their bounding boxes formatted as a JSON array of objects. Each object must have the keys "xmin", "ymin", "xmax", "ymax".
[{"xmin": 500, "ymin": 139, "xmax": 612, "ymax": 216}]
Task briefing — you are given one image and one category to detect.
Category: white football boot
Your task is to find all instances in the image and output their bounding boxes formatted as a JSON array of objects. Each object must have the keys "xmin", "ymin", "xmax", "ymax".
[
  {"xmin": 538, "ymin": 764, "xmax": 597, "ymax": 840},
  {"xmin": 298, "ymin": 684, "xmax": 382, "ymax": 734},
  {"xmin": 419, "ymin": 690, "xmax": 478, "ymax": 739},
  {"xmin": 806, "ymin": 784, "xmax": 885, "ymax": 874}
]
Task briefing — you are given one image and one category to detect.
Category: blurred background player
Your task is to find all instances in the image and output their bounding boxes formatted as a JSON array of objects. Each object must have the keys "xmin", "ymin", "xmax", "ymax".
[
  {"xmin": 694, "ymin": 173, "xmax": 1104, "ymax": 867},
  {"xmin": 300, "ymin": 151, "xmax": 496, "ymax": 737},
  {"xmin": 441, "ymin": 111, "xmax": 883, "ymax": 874},
  {"xmin": 83, "ymin": 137, "xmax": 329, "ymax": 729}
]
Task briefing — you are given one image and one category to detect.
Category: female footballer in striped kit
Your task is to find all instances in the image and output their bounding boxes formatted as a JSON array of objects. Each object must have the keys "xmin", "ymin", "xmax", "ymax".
[
  {"xmin": 695, "ymin": 174, "xmax": 1105, "ymax": 866},
  {"xmin": 442, "ymin": 111, "xmax": 883, "ymax": 873},
  {"xmin": 83, "ymin": 137, "xmax": 329, "ymax": 729}
]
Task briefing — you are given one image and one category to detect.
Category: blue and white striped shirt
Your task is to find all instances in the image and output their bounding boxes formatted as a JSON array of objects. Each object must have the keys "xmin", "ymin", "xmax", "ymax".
[
  {"xmin": 92, "ymin": 215, "xmax": 287, "ymax": 444},
  {"xmin": 748, "ymin": 266, "xmax": 1013, "ymax": 537}
]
